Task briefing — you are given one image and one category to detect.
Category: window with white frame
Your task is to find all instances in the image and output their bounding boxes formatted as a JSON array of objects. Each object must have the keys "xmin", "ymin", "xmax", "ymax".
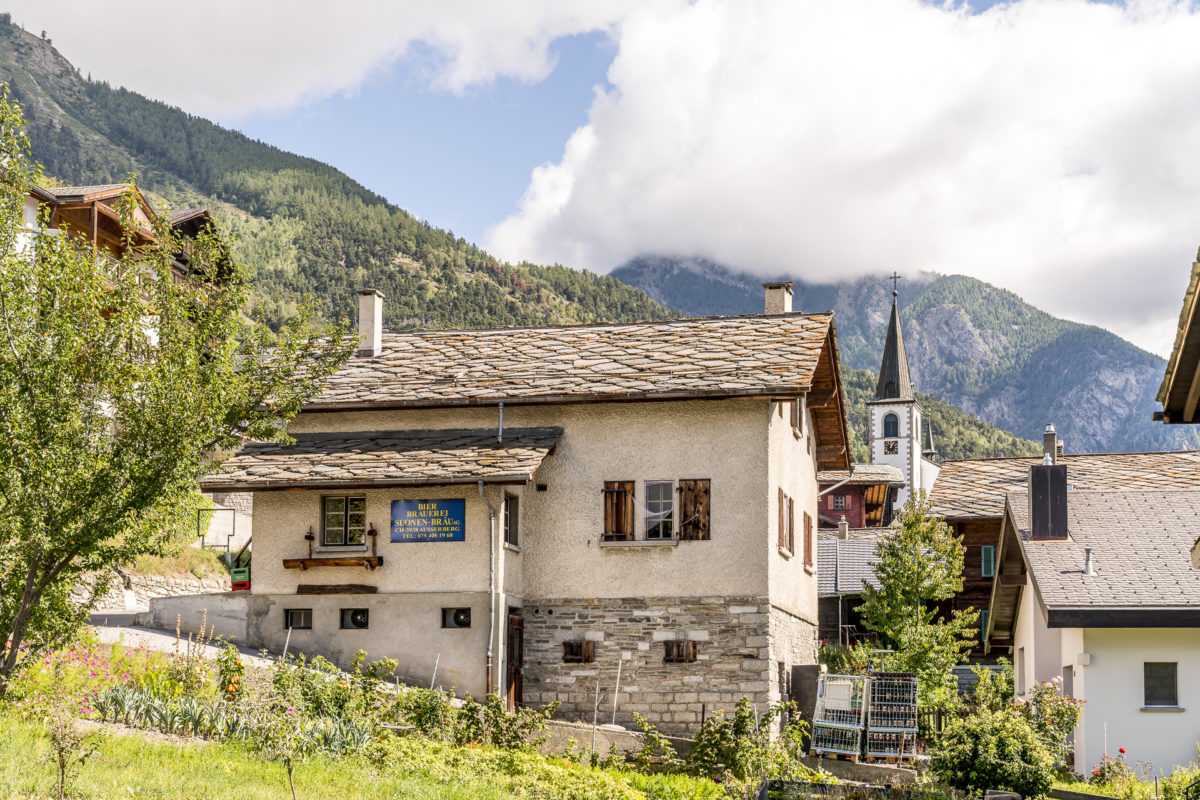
[
  {"xmin": 645, "ymin": 480, "xmax": 674, "ymax": 539},
  {"xmin": 503, "ymin": 494, "xmax": 519, "ymax": 547},
  {"xmin": 322, "ymin": 496, "xmax": 366, "ymax": 546}
]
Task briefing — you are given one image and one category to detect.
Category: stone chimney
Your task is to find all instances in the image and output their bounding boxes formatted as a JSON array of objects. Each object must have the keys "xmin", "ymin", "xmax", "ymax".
[
  {"xmin": 1042, "ymin": 423, "xmax": 1059, "ymax": 465},
  {"xmin": 837, "ymin": 518, "xmax": 849, "ymax": 540},
  {"xmin": 358, "ymin": 289, "xmax": 384, "ymax": 357},
  {"xmin": 763, "ymin": 282, "xmax": 794, "ymax": 314},
  {"xmin": 1029, "ymin": 460, "xmax": 1068, "ymax": 541}
]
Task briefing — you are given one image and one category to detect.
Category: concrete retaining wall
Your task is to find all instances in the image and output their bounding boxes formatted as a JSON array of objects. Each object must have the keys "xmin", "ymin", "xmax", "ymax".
[{"xmin": 135, "ymin": 591, "xmax": 252, "ymax": 646}]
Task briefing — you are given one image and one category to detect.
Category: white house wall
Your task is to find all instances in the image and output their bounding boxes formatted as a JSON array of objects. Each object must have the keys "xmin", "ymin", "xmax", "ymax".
[{"xmin": 1079, "ymin": 628, "xmax": 1200, "ymax": 775}]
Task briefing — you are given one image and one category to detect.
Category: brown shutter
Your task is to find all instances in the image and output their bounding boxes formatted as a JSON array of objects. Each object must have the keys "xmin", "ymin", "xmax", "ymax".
[
  {"xmin": 778, "ymin": 488, "xmax": 786, "ymax": 550},
  {"xmin": 604, "ymin": 481, "xmax": 634, "ymax": 540},
  {"xmin": 787, "ymin": 496, "xmax": 796, "ymax": 553},
  {"xmin": 582, "ymin": 640, "xmax": 595, "ymax": 663},
  {"xmin": 804, "ymin": 511, "xmax": 813, "ymax": 567},
  {"xmin": 678, "ymin": 479, "xmax": 711, "ymax": 540}
]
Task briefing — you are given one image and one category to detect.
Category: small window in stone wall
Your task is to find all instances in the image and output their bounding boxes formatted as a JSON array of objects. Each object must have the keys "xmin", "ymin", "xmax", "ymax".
[
  {"xmin": 563, "ymin": 641, "xmax": 595, "ymax": 663},
  {"xmin": 664, "ymin": 640, "xmax": 698, "ymax": 664},
  {"xmin": 284, "ymin": 609, "xmax": 312, "ymax": 630}
]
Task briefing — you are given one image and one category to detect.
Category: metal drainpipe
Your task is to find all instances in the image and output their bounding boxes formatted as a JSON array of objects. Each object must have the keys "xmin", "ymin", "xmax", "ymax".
[{"xmin": 478, "ymin": 480, "xmax": 498, "ymax": 695}]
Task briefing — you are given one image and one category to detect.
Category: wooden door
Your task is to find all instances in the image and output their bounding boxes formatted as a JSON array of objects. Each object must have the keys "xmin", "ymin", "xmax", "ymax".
[{"xmin": 505, "ymin": 613, "xmax": 524, "ymax": 711}]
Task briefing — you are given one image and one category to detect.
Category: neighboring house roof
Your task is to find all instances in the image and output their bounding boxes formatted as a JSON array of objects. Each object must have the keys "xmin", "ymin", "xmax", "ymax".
[
  {"xmin": 1157, "ymin": 256, "xmax": 1200, "ymax": 424},
  {"xmin": 199, "ymin": 427, "xmax": 562, "ymax": 492},
  {"xmin": 817, "ymin": 527, "xmax": 893, "ymax": 542},
  {"xmin": 817, "ymin": 538, "xmax": 882, "ymax": 597},
  {"xmin": 872, "ymin": 292, "xmax": 914, "ymax": 402},
  {"xmin": 818, "ymin": 464, "xmax": 906, "ymax": 485},
  {"xmin": 41, "ymin": 184, "xmax": 131, "ymax": 199},
  {"xmin": 931, "ymin": 450, "xmax": 1200, "ymax": 519},
  {"xmin": 1001, "ymin": 488, "xmax": 1200, "ymax": 628}
]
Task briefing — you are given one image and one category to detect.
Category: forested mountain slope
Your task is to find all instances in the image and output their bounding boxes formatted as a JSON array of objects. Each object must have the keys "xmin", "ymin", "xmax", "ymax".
[
  {"xmin": 0, "ymin": 20, "xmax": 676, "ymax": 330},
  {"xmin": 614, "ymin": 256, "xmax": 1199, "ymax": 454}
]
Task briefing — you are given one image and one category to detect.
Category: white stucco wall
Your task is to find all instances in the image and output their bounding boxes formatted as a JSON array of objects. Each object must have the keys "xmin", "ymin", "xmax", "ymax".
[
  {"xmin": 286, "ymin": 399, "xmax": 777, "ymax": 600},
  {"xmin": 1078, "ymin": 629, "xmax": 1200, "ymax": 775},
  {"xmin": 766, "ymin": 400, "xmax": 820, "ymax": 623},
  {"xmin": 868, "ymin": 401, "xmax": 920, "ymax": 508}
]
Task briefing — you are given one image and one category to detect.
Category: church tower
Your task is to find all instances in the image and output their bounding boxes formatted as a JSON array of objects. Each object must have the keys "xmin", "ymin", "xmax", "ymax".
[{"xmin": 868, "ymin": 289, "xmax": 925, "ymax": 509}]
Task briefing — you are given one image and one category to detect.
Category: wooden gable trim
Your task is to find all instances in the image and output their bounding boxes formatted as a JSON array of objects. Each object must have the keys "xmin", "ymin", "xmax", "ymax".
[{"xmin": 808, "ymin": 321, "xmax": 852, "ymax": 471}]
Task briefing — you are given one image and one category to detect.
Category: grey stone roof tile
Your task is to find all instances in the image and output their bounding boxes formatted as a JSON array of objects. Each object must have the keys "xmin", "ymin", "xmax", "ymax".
[
  {"xmin": 1008, "ymin": 488, "xmax": 1200, "ymax": 610},
  {"xmin": 200, "ymin": 427, "xmax": 562, "ymax": 491},
  {"xmin": 307, "ymin": 312, "xmax": 834, "ymax": 409},
  {"xmin": 818, "ymin": 538, "xmax": 884, "ymax": 597},
  {"xmin": 931, "ymin": 451, "xmax": 1200, "ymax": 519}
]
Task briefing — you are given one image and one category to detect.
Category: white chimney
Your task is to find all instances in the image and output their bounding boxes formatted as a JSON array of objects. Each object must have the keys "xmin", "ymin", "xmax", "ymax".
[
  {"xmin": 1084, "ymin": 547, "xmax": 1095, "ymax": 576},
  {"xmin": 358, "ymin": 289, "xmax": 384, "ymax": 357},
  {"xmin": 837, "ymin": 518, "xmax": 849, "ymax": 540},
  {"xmin": 763, "ymin": 282, "xmax": 794, "ymax": 314}
]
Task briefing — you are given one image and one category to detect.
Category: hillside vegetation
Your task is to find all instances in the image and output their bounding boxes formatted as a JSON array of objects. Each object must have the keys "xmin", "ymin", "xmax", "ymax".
[{"xmin": 0, "ymin": 20, "xmax": 676, "ymax": 331}]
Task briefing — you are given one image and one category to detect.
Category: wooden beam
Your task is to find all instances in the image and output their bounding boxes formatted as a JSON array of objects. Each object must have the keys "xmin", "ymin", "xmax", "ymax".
[
  {"xmin": 283, "ymin": 556, "xmax": 383, "ymax": 571},
  {"xmin": 1183, "ymin": 348, "xmax": 1200, "ymax": 423},
  {"xmin": 296, "ymin": 584, "xmax": 379, "ymax": 595},
  {"xmin": 998, "ymin": 573, "xmax": 1026, "ymax": 586}
]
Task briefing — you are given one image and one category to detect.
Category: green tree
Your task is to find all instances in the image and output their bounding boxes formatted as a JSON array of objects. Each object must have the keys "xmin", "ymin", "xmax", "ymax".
[
  {"xmin": 856, "ymin": 491, "xmax": 979, "ymax": 709},
  {"xmin": 931, "ymin": 710, "xmax": 1054, "ymax": 798},
  {"xmin": 0, "ymin": 93, "xmax": 355, "ymax": 693}
]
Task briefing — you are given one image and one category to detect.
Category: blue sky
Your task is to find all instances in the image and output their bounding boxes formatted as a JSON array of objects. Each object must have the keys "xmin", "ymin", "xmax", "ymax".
[{"xmin": 220, "ymin": 32, "xmax": 616, "ymax": 245}]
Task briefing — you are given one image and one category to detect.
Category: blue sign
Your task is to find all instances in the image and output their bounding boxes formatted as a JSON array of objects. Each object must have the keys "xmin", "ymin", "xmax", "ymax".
[{"xmin": 391, "ymin": 499, "xmax": 466, "ymax": 543}]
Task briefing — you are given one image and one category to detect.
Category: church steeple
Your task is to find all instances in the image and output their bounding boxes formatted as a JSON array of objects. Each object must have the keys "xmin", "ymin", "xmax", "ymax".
[{"xmin": 874, "ymin": 290, "xmax": 914, "ymax": 402}]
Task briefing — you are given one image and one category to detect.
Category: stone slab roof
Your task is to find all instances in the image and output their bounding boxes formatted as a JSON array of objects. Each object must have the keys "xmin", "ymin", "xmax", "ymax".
[
  {"xmin": 308, "ymin": 312, "xmax": 835, "ymax": 409},
  {"xmin": 817, "ymin": 464, "xmax": 905, "ymax": 485},
  {"xmin": 817, "ymin": 527, "xmax": 893, "ymax": 542},
  {"xmin": 1008, "ymin": 488, "xmax": 1200, "ymax": 611},
  {"xmin": 42, "ymin": 184, "xmax": 129, "ymax": 198},
  {"xmin": 818, "ymin": 538, "xmax": 882, "ymax": 597},
  {"xmin": 931, "ymin": 450, "xmax": 1200, "ymax": 519},
  {"xmin": 200, "ymin": 427, "xmax": 562, "ymax": 492}
]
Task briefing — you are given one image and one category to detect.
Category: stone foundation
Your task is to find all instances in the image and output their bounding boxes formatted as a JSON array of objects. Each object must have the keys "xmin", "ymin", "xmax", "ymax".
[
  {"xmin": 78, "ymin": 570, "xmax": 229, "ymax": 612},
  {"xmin": 522, "ymin": 596, "xmax": 815, "ymax": 736}
]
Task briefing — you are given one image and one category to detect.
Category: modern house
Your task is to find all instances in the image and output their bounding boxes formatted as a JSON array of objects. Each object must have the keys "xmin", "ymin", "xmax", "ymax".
[
  {"xmin": 194, "ymin": 284, "xmax": 851, "ymax": 732},
  {"xmin": 987, "ymin": 467, "xmax": 1200, "ymax": 774},
  {"xmin": 931, "ymin": 436, "xmax": 1200, "ymax": 660}
]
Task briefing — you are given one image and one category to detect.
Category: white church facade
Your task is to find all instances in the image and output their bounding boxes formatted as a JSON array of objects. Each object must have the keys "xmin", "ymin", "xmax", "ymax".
[{"xmin": 866, "ymin": 290, "xmax": 939, "ymax": 508}]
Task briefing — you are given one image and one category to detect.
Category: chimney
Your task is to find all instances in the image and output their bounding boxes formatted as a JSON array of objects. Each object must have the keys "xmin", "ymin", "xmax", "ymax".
[
  {"xmin": 1042, "ymin": 423, "xmax": 1059, "ymax": 465},
  {"xmin": 1083, "ymin": 547, "xmax": 1095, "ymax": 576},
  {"xmin": 1028, "ymin": 461, "xmax": 1068, "ymax": 540},
  {"xmin": 763, "ymin": 281, "xmax": 794, "ymax": 314},
  {"xmin": 838, "ymin": 518, "xmax": 849, "ymax": 540},
  {"xmin": 357, "ymin": 289, "xmax": 384, "ymax": 357}
]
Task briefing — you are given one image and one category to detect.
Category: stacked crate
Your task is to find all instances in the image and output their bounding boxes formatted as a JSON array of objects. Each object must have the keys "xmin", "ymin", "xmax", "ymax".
[
  {"xmin": 810, "ymin": 674, "xmax": 868, "ymax": 760},
  {"xmin": 865, "ymin": 672, "xmax": 918, "ymax": 763}
]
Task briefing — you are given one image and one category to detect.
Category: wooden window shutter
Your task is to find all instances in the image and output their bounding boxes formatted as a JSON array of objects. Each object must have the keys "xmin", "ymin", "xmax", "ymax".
[
  {"xmin": 803, "ymin": 511, "xmax": 813, "ymax": 567},
  {"xmin": 787, "ymin": 496, "xmax": 796, "ymax": 554},
  {"xmin": 778, "ymin": 488, "xmax": 786, "ymax": 550},
  {"xmin": 677, "ymin": 479, "xmax": 711, "ymax": 540},
  {"xmin": 603, "ymin": 481, "xmax": 635, "ymax": 540}
]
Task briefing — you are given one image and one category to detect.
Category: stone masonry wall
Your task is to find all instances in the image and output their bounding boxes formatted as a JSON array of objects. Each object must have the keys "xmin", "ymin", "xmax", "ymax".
[
  {"xmin": 768, "ymin": 605, "xmax": 819, "ymax": 706},
  {"xmin": 208, "ymin": 491, "xmax": 254, "ymax": 517},
  {"xmin": 78, "ymin": 571, "xmax": 228, "ymax": 612},
  {"xmin": 521, "ymin": 596, "xmax": 777, "ymax": 736}
]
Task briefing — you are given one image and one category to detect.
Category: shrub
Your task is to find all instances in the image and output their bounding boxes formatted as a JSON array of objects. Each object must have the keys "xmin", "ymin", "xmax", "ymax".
[
  {"xmin": 931, "ymin": 709, "xmax": 1054, "ymax": 798},
  {"xmin": 1090, "ymin": 749, "xmax": 1134, "ymax": 787},
  {"xmin": 687, "ymin": 699, "xmax": 826, "ymax": 789},
  {"xmin": 1016, "ymin": 677, "xmax": 1083, "ymax": 760},
  {"xmin": 454, "ymin": 692, "xmax": 560, "ymax": 750}
]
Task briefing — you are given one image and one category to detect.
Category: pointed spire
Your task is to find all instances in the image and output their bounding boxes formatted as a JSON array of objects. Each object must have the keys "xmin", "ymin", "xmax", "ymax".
[{"xmin": 874, "ymin": 290, "xmax": 915, "ymax": 401}]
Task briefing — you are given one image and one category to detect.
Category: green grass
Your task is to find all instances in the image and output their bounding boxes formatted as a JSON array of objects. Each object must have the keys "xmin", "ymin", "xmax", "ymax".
[
  {"xmin": 132, "ymin": 546, "xmax": 229, "ymax": 580},
  {"xmin": 0, "ymin": 712, "xmax": 513, "ymax": 800}
]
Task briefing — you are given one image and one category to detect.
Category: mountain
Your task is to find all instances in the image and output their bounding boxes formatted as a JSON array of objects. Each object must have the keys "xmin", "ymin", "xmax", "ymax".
[
  {"xmin": 0, "ymin": 20, "xmax": 676, "ymax": 331},
  {"xmin": 613, "ymin": 256, "xmax": 1200, "ymax": 455}
]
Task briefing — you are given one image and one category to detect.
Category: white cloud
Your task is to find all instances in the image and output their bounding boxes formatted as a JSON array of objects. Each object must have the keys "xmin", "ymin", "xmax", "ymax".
[
  {"xmin": 4, "ymin": 1, "xmax": 634, "ymax": 117},
  {"xmin": 487, "ymin": 0, "xmax": 1200, "ymax": 356}
]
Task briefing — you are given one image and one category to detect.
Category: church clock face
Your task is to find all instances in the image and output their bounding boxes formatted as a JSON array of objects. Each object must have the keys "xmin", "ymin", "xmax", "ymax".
[{"xmin": 884, "ymin": 440, "xmax": 899, "ymax": 455}]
